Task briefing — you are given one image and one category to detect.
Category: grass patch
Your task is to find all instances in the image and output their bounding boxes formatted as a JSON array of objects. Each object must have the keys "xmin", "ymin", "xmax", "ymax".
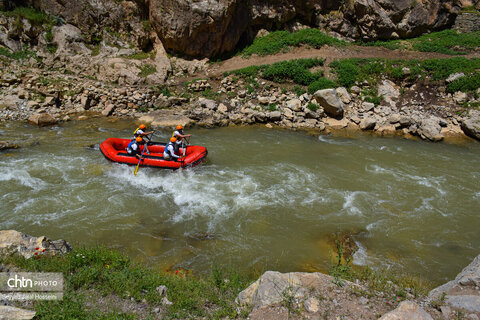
[
  {"xmin": 447, "ymin": 73, "xmax": 480, "ymax": 93},
  {"xmin": 0, "ymin": 46, "xmax": 37, "ymax": 60},
  {"xmin": 330, "ymin": 57, "xmax": 480, "ymax": 91},
  {"xmin": 308, "ymin": 78, "xmax": 337, "ymax": 94},
  {"xmin": 3, "ymin": 6, "xmax": 53, "ymax": 26},
  {"xmin": 363, "ymin": 30, "xmax": 480, "ymax": 55},
  {"xmin": 139, "ymin": 64, "xmax": 156, "ymax": 77},
  {"xmin": 242, "ymin": 29, "xmax": 345, "ymax": 57},
  {"xmin": 124, "ymin": 51, "xmax": 155, "ymax": 60},
  {"xmin": 0, "ymin": 246, "xmax": 251, "ymax": 319}
]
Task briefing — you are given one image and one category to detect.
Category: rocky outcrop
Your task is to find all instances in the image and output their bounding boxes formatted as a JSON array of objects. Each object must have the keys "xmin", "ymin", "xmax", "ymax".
[
  {"xmin": 379, "ymin": 301, "xmax": 433, "ymax": 320},
  {"xmin": 428, "ymin": 253, "xmax": 480, "ymax": 317},
  {"xmin": 0, "ymin": 230, "xmax": 72, "ymax": 259},
  {"xmin": 149, "ymin": 0, "xmax": 463, "ymax": 57}
]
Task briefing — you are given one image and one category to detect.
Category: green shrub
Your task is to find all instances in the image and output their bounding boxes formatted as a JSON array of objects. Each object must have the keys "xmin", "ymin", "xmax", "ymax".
[
  {"xmin": 306, "ymin": 102, "xmax": 319, "ymax": 112},
  {"xmin": 330, "ymin": 60, "xmax": 360, "ymax": 88},
  {"xmin": 293, "ymin": 85, "xmax": 306, "ymax": 96},
  {"xmin": 308, "ymin": 78, "xmax": 337, "ymax": 94},
  {"xmin": 261, "ymin": 58, "xmax": 324, "ymax": 85},
  {"xmin": 362, "ymin": 30, "xmax": 480, "ymax": 55},
  {"xmin": 242, "ymin": 28, "xmax": 345, "ymax": 57},
  {"xmin": 447, "ymin": 73, "xmax": 480, "ymax": 93}
]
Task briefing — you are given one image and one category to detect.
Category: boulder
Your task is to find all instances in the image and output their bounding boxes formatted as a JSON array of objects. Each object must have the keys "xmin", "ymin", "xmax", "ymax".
[
  {"xmin": 0, "ymin": 306, "xmax": 35, "ymax": 320},
  {"xmin": 461, "ymin": 110, "xmax": 480, "ymax": 141},
  {"xmin": 267, "ymin": 111, "xmax": 282, "ymax": 122},
  {"xmin": 378, "ymin": 80, "xmax": 400, "ymax": 106},
  {"xmin": 52, "ymin": 24, "xmax": 89, "ymax": 54},
  {"xmin": 138, "ymin": 110, "xmax": 194, "ymax": 128},
  {"xmin": 429, "ymin": 253, "xmax": 480, "ymax": 315},
  {"xmin": 314, "ymin": 89, "xmax": 344, "ymax": 118},
  {"xmin": 379, "ymin": 301, "xmax": 433, "ymax": 320},
  {"xmin": 418, "ymin": 117, "xmax": 444, "ymax": 142},
  {"xmin": 360, "ymin": 117, "xmax": 377, "ymax": 130},
  {"xmin": 101, "ymin": 103, "xmax": 115, "ymax": 116},
  {"xmin": 28, "ymin": 112, "xmax": 57, "ymax": 127},
  {"xmin": 336, "ymin": 87, "xmax": 352, "ymax": 104},
  {"xmin": 286, "ymin": 99, "xmax": 302, "ymax": 112},
  {"xmin": 0, "ymin": 230, "xmax": 71, "ymax": 259}
]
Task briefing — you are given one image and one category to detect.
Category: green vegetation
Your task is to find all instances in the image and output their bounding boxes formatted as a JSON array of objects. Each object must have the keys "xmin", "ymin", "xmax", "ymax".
[
  {"xmin": 308, "ymin": 78, "xmax": 337, "ymax": 94},
  {"xmin": 0, "ymin": 46, "xmax": 37, "ymax": 60},
  {"xmin": 139, "ymin": 64, "xmax": 156, "ymax": 77},
  {"xmin": 0, "ymin": 247, "xmax": 251, "ymax": 319},
  {"xmin": 242, "ymin": 29, "xmax": 345, "ymax": 57},
  {"xmin": 447, "ymin": 73, "xmax": 480, "ymax": 93},
  {"xmin": 330, "ymin": 57, "xmax": 480, "ymax": 92},
  {"xmin": 261, "ymin": 58, "xmax": 324, "ymax": 85},
  {"xmin": 124, "ymin": 51, "xmax": 156, "ymax": 60},
  {"xmin": 2, "ymin": 7, "xmax": 54, "ymax": 26},
  {"xmin": 363, "ymin": 30, "xmax": 480, "ymax": 55},
  {"xmin": 306, "ymin": 102, "xmax": 320, "ymax": 112}
]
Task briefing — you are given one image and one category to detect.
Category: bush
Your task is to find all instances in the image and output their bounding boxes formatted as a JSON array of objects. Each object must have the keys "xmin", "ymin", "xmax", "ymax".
[
  {"xmin": 242, "ymin": 28, "xmax": 345, "ymax": 57},
  {"xmin": 447, "ymin": 73, "xmax": 480, "ymax": 93},
  {"xmin": 306, "ymin": 102, "xmax": 319, "ymax": 112},
  {"xmin": 308, "ymin": 78, "xmax": 337, "ymax": 94},
  {"xmin": 330, "ymin": 60, "xmax": 360, "ymax": 88},
  {"xmin": 261, "ymin": 58, "xmax": 324, "ymax": 85}
]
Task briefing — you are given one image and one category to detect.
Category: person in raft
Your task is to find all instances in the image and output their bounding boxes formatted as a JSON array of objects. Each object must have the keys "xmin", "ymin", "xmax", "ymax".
[
  {"xmin": 163, "ymin": 137, "xmax": 181, "ymax": 161},
  {"xmin": 127, "ymin": 137, "xmax": 145, "ymax": 160},
  {"xmin": 172, "ymin": 125, "xmax": 191, "ymax": 153},
  {"xmin": 134, "ymin": 124, "xmax": 154, "ymax": 142}
]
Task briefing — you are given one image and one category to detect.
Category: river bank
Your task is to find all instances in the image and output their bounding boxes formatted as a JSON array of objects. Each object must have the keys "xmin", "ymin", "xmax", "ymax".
[
  {"xmin": 1, "ymin": 230, "xmax": 479, "ymax": 319},
  {"xmin": 1, "ymin": 39, "xmax": 480, "ymax": 144}
]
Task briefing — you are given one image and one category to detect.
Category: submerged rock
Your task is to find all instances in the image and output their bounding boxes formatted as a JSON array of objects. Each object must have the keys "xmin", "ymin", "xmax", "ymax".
[{"xmin": 0, "ymin": 141, "xmax": 19, "ymax": 151}]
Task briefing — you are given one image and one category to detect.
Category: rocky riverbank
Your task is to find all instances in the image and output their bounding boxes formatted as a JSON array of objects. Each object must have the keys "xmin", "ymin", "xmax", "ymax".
[
  {"xmin": 1, "ymin": 230, "xmax": 480, "ymax": 319},
  {"xmin": 1, "ymin": 54, "xmax": 480, "ymax": 144}
]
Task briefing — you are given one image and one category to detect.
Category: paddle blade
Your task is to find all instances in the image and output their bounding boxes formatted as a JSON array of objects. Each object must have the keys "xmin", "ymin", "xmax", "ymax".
[{"xmin": 134, "ymin": 161, "xmax": 140, "ymax": 175}]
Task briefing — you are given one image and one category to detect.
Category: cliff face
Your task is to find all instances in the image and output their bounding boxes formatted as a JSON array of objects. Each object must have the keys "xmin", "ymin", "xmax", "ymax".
[{"xmin": 2, "ymin": 0, "xmax": 477, "ymax": 57}]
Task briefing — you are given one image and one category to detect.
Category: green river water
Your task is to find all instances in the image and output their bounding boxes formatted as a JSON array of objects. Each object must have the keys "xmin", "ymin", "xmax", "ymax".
[{"xmin": 1, "ymin": 118, "xmax": 480, "ymax": 284}]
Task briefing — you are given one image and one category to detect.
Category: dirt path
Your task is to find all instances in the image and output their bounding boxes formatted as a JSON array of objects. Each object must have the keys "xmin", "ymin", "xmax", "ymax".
[{"xmin": 209, "ymin": 45, "xmax": 480, "ymax": 76}]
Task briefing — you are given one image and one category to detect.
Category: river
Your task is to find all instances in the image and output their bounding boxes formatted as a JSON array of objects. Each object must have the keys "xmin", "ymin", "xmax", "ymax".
[{"xmin": 1, "ymin": 118, "xmax": 480, "ymax": 284}]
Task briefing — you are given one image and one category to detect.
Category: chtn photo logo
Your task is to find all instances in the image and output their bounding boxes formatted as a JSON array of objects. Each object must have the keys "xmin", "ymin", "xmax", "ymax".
[{"xmin": 7, "ymin": 274, "xmax": 33, "ymax": 289}]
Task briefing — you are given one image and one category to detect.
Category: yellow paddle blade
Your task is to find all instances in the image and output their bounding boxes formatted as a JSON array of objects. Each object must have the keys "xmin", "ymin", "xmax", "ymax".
[{"xmin": 134, "ymin": 162, "xmax": 140, "ymax": 176}]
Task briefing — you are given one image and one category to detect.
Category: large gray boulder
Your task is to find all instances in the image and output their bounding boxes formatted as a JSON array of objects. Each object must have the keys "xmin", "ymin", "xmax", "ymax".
[
  {"xmin": 314, "ymin": 89, "xmax": 344, "ymax": 118},
  {"xmin": 461, "ymin": 110, "xmax": 480, "ymax": 141},
  {"xmin": 0, "ymin": 230, "xmax": 72, "ymax": 259},
  {"xmin": 417, "ymin": 117, "xmax": 444, "ymax": 142},
  {"xmin": 428, "ymin": 253, "xmax": 480, "ymax": 316}
]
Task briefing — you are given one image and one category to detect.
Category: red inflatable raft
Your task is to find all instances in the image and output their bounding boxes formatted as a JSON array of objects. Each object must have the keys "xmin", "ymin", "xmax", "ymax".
[{"xmin": 100, "ymin": 138, "xmax": 208, "ymax": 170}]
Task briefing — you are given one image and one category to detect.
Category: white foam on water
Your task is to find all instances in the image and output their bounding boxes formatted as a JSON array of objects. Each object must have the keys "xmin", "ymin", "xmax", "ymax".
[
  {"xmin": 341, "ymin": 191, "xmax": 368, "ymax": 216},
  {"xmin": 0, "ymin": 166, "xmax": 47, "ymax": 189},
  {"xmin": 353, "ymin": 240, "xmax": 370, "ymax": 266}
]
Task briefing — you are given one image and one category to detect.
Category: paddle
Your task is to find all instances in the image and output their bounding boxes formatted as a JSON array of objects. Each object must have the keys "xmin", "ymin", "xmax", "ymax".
[
  {"xmin": 134, "ymin": 143, "xmax": 147, "ymax": 176},
  {"xmin": 144, "ymin": 131, "xmax": 155, "ymax": 154}
]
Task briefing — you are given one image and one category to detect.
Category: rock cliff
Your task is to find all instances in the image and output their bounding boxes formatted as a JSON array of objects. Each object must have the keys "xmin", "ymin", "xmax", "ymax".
[{"xmin": 4, "ymin": 0, "xmax": 476, "ymax": 57}]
